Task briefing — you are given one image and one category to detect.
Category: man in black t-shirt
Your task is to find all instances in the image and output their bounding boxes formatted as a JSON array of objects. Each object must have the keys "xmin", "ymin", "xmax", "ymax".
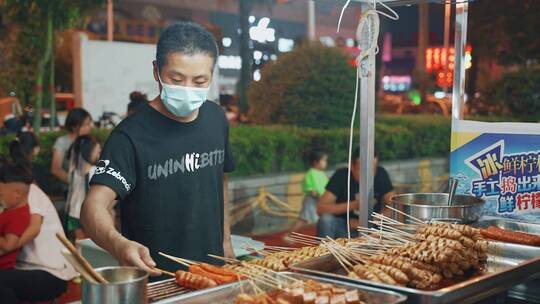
[
  {"xmin": 81, "ymin": 22, "xmax": 235, "ymax": 276},
  {"xmin": 316, "ymin": 148, "xmax": 394, "ymax": 238}
]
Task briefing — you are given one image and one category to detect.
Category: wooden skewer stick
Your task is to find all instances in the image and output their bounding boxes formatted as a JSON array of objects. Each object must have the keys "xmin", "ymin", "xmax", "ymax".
[
  {"xmin": 384, "ymin": 206, "xmax": 426, "ymax": 224},
  {"xmin": 370, "ymin": 220, "xmax": 416, "ymax": 237},
  {"xmin": 264, "ymin": 245, "xmax": 295, "ymax": 251},
  {"xmin": 154, "ymin": 267, "xmax": 175, "ymax": 277},
  {"xmin": 371, "ymin": 212, "xmax": 404, "ymax": 225},
  {"xmin": 158, "ymin": 252, "xmax": 192, "ymax": 267},
  {"xmin": 283, "ymin": 237, "xmax": 319, "ymax": 247},
  {"xmin": 208, "ymin": 254, "xmax": 240, "ymax": 264},
  {"xmin": 56, "ymin": 233, "xmax": 108, "ymax": 284},
  {"xmin": 291, "ymin": 232, "xmax": 324, "ymax": 240}
]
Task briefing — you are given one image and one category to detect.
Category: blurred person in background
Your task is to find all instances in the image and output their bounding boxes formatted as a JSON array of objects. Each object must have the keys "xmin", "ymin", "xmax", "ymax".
[
  {"xmin": 127, "ymin": 91, "xmax": 149, "ymax": 116},
  {"xmin": 51, "ymin": 108, "xmax": 92, "ymax": 184},
  {"xmin": 9, "ymin": 132, "xmax": 51, "ymax": 193},
  {"xmin": 317, "ymin": 148, "xmax": 394, "ymax": 238},
  {"xmin": 65, "ymin": 135, "xmax": 102, "ymax": 240}
]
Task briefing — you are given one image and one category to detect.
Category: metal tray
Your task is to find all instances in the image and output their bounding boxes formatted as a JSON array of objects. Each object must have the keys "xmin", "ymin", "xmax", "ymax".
[
  {"xmin": 473, "ymin": 218, "xmax": 540, "ymax": 236},
  {"xmin": 471, "ymin": 219, "xmax": 540, "ymax": 303},
  {"xmin": 291, "ymin": 242, "xmax": 540, "ymax": 304},
  {"xmin": 150, "ymin": 272, "xmax": 407, "ymax": 304}
]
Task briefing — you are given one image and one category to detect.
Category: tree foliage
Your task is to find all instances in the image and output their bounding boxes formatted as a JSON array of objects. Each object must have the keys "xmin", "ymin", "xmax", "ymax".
[
  {"xmin": 469, "ymin": 0, "xmax": 540, "ymax": 66},
  {"xmin": 247, "ymin": 43, "xmax": 356, "ymax": 128},
  {"xmin": 2, "ymin": 0, "xmax": 104, "ymax": 132},
  {"xmin": 486, "ymin": 68, "xmax": 540, "ymax": 117}
]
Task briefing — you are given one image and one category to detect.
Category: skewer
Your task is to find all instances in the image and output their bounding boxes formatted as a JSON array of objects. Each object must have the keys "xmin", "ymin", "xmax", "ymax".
[
  {"xmin": 242, "ymin": 246, "xmax": 269, "ymax": 257},
  {"xmin": 159, "ymin": 252, "xmax": 192, "ymax": 267},
  {"xmin": 321, "ymin": 239, "xmax": 354, "ymax": 272},
  {"xmin": 208, "ymin": 254, "xmax": 240, "ymax": 264},
  {"xmin": 371, "ymin": 212, "xmax": 404, "ymax": 225},
  {"xmin": 264, "ymin": 245, "xmax": 295, "ymax": 251},
  {"xmin": 283, "ymin": 237, "xmax": 319, "ymax": 247},
  {"xmin": 238, "ymin": 263, "xmax": 281, "ymax": 289},
  {"xmin": 291, "ymin": 232, "xmax": 321, "ymax": 243},
  {"xmin": 384, "ymin": 206, "xmax": 426, "ymax": 224},
  {"xmin": 371, "ymin": 220, "xmax": 416, "ymax": 236},
  {"xmin": 154, "ymin": 267, "xmax": 176, "ymax": 277},
  {"xmin": 291, "ymin": 232, "xmax": 324, "ymax": 241}
]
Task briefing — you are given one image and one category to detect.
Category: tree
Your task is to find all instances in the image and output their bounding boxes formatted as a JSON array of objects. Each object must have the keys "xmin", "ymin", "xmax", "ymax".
[
  {"xmin": 247, "ymin": 43, "xmax": 356, "ymax": 128},
  {"xmin": 4, "ymin": 0, "xmax": 104, "ymax": 133},
  {"xmin": 469, "ymin": 0, "xmax": 540, "ymax": 67}
]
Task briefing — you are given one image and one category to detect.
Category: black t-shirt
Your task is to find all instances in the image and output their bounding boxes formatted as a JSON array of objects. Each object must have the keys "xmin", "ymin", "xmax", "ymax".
[
  {"xmin": 90, "ymin": 101, "xmax": 235, "ymax": 273},
  {"xmin": 325, "ymin": 166, "xmax": 393, "ymax": 219}
]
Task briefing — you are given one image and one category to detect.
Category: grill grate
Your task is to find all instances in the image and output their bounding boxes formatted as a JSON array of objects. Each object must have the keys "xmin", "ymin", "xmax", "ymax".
[{"xmin": 147, "ymin": 279, "xmax": 192, "ymax": 303}]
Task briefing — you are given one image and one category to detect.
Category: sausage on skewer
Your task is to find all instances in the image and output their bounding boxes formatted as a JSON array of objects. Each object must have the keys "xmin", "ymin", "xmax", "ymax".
[
  {"xmin": 189, "ymin": 265, "xmax": 238, "ymax": 284},
  {"xmin": 480, "ymin": 226, "xmax": 540, "ymax": 246},
  {"xmin": 175, "ymin": 270, "xmax": 217, "ymax": 289}
]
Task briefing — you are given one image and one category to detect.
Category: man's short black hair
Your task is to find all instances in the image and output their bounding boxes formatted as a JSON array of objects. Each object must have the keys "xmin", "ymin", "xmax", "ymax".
[
  {"xmin": 156, "ymin": 21, "xmax": 218, "ymax": 70},
  {"xmin": 0, "ymin": 162, "xmax": 34, "ymax": 185},
  {"xmin": 352, "ymin": 147, "xmax": 379, "ymax": 161}
]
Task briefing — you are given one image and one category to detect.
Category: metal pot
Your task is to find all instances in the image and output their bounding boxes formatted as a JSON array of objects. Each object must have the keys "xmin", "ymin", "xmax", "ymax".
[
  {"xmin": 389, "ymin": 193, "xmax": 485, "ymax": 224},
  {"xmin": 82, "ymin": 266, "xmax": 148, "ymax": 304}
]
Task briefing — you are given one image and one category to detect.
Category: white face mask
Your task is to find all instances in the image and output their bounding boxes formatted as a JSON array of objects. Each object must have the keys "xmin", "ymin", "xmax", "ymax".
[{"xmin": 157, "ymin": 73, "xmax": 209, "ymax": 117}]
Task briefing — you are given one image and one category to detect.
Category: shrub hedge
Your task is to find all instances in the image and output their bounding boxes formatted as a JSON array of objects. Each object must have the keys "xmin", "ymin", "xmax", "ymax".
[
  {"xmin": 0, "ymin": 115, "xmax": 454, "ymax": 177},
  {"xmin": 247, "ymin": 43, "xmax": 357, "ymax": 128}
]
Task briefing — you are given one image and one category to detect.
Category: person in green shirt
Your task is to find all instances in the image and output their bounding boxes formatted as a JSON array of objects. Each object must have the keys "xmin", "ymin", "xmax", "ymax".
[{"xmin": 287, "ymin": 150, "xmax": 329, "ymax": 235}]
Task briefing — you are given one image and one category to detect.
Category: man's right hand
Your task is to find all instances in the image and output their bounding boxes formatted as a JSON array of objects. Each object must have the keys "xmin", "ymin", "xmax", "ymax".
[{"xmin": 114, "ymin": 238, "xmax": 161, "ymax": 276}]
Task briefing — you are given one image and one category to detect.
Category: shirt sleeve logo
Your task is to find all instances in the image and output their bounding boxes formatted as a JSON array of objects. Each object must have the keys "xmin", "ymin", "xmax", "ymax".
[
  {"xmin": 94, "ymin": 160, "xmax": 111, "ymax": 175},
  {"xmin": 94, "ymin": 159, "xmax": 131, "ymax": 192}
]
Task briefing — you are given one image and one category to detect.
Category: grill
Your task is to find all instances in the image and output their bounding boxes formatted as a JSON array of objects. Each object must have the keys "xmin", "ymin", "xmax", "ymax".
[{"xmin": 147, "ymin": 279, "xmax": 191, "ymax": 303}]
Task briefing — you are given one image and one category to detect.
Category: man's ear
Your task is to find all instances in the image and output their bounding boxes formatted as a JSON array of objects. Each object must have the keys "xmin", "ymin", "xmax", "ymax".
[{"xmin": 152, "ymin": 61, "xmax": 159, "ymax": 82}]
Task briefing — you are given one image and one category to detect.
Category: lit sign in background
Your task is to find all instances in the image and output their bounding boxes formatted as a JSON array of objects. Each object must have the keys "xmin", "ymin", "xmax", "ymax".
[{"xmin": 426, "ymin": 45, "xmax": 472, "ymax": 87}]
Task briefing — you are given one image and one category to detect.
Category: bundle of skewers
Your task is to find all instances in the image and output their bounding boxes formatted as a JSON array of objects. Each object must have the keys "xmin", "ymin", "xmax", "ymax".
[
  {"xmin": 230, "ymin": 234, "xmax": 351, "ymax": 273},
  {"xmin": 234, "ymin": 278, "xmax": 365, "ymax": 304},
  {"xmin": 215, "ymin": 256, "xmax": 366, "ymax": 304},
  {"xmin": 317, "ymin": 207, "xmax": 489, "ymax": 290},
  {"xmin": 159, "ymin": 252, "xmax": 366, "ymax": 304}
]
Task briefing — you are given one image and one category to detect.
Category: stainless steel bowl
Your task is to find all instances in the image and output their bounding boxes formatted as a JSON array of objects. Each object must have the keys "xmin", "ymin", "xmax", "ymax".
[
  {"xmin": 82, "ymin": 266, "xmax": 148, "ymax": 304},
  {"xmin": 389, "ymin": 193, "xmax": 485, "ymax": 224}
]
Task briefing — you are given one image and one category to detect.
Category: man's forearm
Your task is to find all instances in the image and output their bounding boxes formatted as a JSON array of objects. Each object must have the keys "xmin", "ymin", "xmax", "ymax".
[
  {"xmin": 82, "ymin": 198, "xmax": 126, "ymax": 260},
  {"xmin": 319, "ymin": 201, "xmax": 355, "ymax": 215}
]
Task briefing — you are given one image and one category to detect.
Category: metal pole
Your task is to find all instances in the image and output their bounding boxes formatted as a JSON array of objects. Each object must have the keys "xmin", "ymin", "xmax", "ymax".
[
  {"xmin": 107, "ymin": 0, "xmax": 114, "ymax": 41},
  {"xmin": 308, "ymin": 0, "xmax": 316, "ymax": 41},
  {"xmin": 452, "ymin": 1, "xmax": 468, "ymax": 120},
  {"xmin": 443, "ymin": 1, "xmax": 451, "ymax": 93},
  {"xmin": 358, "ymin": 3, "xmax": 376, "ymax": 229}
]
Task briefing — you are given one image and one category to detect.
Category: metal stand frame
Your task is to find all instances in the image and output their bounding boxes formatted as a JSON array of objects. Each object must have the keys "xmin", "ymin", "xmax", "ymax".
[{"xmin": 356, "ymin": 0, "xmax": 468, "ymax": 227}]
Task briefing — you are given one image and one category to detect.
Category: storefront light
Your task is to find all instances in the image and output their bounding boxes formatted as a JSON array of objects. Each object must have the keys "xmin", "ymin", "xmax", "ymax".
[
  {"xmin": 253, "ymin": 69, "xmax": 261, "ymax": 81},
  {"xmin": 222, "ymin": 37, "xmax": 232, "ymax": 47}
]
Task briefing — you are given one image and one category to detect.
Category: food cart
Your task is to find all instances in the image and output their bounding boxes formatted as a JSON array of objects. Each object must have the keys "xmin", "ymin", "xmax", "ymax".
[{"xmin": 72, "ymin": 1, "xmax": 540, "ymax": 303}]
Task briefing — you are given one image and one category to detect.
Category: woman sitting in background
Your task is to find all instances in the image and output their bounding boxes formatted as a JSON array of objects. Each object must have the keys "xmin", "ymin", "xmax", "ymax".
[{"xmin": 0, "ymin": 149, "xmax": 77, "ymax": 303}]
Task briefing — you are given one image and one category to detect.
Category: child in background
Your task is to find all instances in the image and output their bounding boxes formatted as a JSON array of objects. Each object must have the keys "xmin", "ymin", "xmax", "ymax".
[
  {"xmin": 65, "ymin": 135, "xmax": 101, "ymax": 240},
  {"xmin": 0, "ymin": 163, "xmax": 32, "ymax": 269},
  {"xmin": 287, "ymin": 150, "xmax": 329, "ymax": 235}
]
